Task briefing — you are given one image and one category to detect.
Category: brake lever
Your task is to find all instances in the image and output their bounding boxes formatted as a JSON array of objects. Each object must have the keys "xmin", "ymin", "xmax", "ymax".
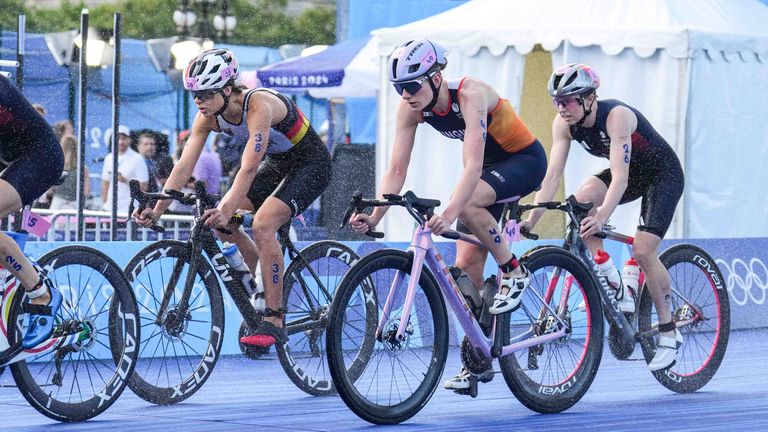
[
  {"xmin": 403, "ymin": 200, "xmax": 425, "ymax": 227},
  {"xmin": 339, "ymin": 191, "xmax": 364, "ymax": 229},
  {"xmin": 520, "ymin": 226, "xmax": 539, "ymax": 240}
]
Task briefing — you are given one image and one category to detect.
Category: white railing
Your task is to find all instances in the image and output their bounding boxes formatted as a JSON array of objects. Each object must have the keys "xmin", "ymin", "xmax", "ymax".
[{"xmin": 2, "ymin": 209, "xmax": 197, "ymax": 241}]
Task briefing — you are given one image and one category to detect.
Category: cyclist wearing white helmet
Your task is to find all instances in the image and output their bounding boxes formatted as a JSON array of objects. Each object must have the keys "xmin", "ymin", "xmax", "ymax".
[
  {"xmin": 135, "ymin": 49, "xmax": 331, "ymax": 348},
  {"xmin": 350, "ymin": 39, "xmax": 548, "ymax": 393},
  {"xmin": 524, "ymin": 63, "xmax": 685, "ymax": 371}
]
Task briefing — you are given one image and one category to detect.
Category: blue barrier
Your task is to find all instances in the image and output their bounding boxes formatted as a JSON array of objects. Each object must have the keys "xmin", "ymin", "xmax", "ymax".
[{"xmin": 23, "ymin": 238, "xmax": 767, "ymax": 356}]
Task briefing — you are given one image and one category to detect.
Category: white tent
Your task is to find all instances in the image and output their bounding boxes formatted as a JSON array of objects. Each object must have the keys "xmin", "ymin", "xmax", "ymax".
[{"xmin": 371, "ymin": 0, "xmax": 768, "ymax": 241}]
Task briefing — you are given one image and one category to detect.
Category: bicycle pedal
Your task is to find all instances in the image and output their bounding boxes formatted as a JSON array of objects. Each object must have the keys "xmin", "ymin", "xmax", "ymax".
[{"xmin": 453, "ymin": 377, "xmax": 479, "ymax": 398}]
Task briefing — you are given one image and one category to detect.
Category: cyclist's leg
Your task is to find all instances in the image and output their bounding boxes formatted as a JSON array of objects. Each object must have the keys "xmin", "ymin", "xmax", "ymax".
[
  {"xmin": 0, "ymin": 151, "xmax": 63, "ymax": 347},
  {"xmin": 574, "ymin": 174, "xmax": 608, "ymax": 253},
  {"xmin": 460, "ymin": 142, "xmax": 546, "ymax": 314},
  {"xmin": 0, "ymin": 180, "xmax": 44, "ymax": 297},
  {"xmin": 235, "ymin": 160, "xmax": 287, "ymax": 272},
  {"xmin": 242, "ymin": 141, "xmax": 331, "ymax": 346},
  {"xmin": 252, "ymin": 197, "xmax": 292, "ymax": 327},
  {"xmin": 634, "ymin": 167, "xmax": 684, "ymax": 370}
]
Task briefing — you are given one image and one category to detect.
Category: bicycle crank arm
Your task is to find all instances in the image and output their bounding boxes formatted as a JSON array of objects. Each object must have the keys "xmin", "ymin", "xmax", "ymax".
[{"xmin": 286, "ymin": 317, "xmax": 326, "ymax": 336}]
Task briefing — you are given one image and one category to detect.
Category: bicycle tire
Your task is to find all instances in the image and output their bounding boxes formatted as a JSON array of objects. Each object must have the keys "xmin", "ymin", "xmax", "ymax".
[
  {"xmin": 277, "ymin": 240, "xmax": 374, "ymax": 396},
  {"xmin": 9, "ymin": 246, "xmax": 140, "ymax": 422},
  {"xmin": 123, "ymin": 240, "xmax": 225, "ymax": 404},
  {"xmin": 638, "ymin": 244, "xmax": 730, "ymax": 393},
  {"xmin": 327, "ymin": 249, "xmax": 448, "ymax": 425},
  {"xmin": 499, "ymin": 246, "xmax": 604, "ymax": 413}
]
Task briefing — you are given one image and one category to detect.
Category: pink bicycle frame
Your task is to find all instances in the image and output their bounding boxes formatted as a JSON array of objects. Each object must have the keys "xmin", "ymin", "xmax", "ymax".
[{"xmin": 375, "ymin": 215, "xmax": 568, "ymax": 360}]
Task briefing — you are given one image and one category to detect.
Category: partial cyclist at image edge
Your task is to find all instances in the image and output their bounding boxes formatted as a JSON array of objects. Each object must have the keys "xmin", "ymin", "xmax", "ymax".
[
  {"xmin": 524, "ymin": 63, "xmax": 685, "ymax": 371},
  {"xmin": 133, "ymin": 48, "xmax": 331, "ymax": 348},
  {"xmin": 350, "ymin": 39, "xmax": 547, "ymax": 392},
  {"xmin": 0, "ymin": 74, "xmax": 64, "ymax": 349}
]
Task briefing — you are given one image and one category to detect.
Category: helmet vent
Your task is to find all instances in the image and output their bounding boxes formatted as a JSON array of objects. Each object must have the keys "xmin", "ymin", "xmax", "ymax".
[
  {"xmin": 407, "ymin": 64, "xmax": 420, "ymax": 74},
  {"xmin": 391, "ymin": 59, "xmax": 399, "ymax": 80},
  {"xmin": 563, "ymin": 73, "xmax": 577, "ymax": 88}
]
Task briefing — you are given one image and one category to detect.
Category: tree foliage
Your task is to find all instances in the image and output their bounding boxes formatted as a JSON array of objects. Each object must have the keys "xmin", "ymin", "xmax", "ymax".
[{"xmin": 1, "ymin": 0, "xmax": 336, "ymax": 47}]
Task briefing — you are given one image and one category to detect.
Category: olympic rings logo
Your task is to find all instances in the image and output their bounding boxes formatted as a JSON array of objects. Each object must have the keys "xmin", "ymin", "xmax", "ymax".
[{"xmin": 716, "ymin": 258, "xmax": 768, "ymax": 306}]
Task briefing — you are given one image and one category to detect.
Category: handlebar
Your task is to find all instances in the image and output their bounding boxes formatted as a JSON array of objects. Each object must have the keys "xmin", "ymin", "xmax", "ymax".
[
  {"xmin": 340, "ymin": 190, "xmax": 463, "ymax": 240},
  {"xmin": 340, "ymin": 192, "xmax": 608, "ymax": 241},
  {"xmin": 513, "ymin": 195, "xmax": 612, "ymax": 239},
  {"xmin": 129, "ymin": 179, "xmax": 221, "ymax": 233}
]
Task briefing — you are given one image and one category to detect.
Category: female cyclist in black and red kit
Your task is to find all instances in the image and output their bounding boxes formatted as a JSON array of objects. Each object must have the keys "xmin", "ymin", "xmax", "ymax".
[
  {"xmin": 522, "ymin": 64, "xmax": 685, "ymax": 371},
  {"xmin": 0, "ymin": 74, "xmax": 64, "ymax": 349},
  {"xmin": 134, "ymin": 49, "xmax": 330, "ymax": 347}
]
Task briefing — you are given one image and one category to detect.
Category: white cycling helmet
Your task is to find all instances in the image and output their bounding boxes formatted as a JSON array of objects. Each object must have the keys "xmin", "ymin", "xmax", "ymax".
[
  {"xmin": 387, "ymin": 39, "xmax": 447, "ymax": 83},
  {"xmin": 548, "ymin": 63, "xmax": 600, "ymax": 97},
  {"xmin": 183, "ymin": 49, "xmax": 239, "ymax": 91}
]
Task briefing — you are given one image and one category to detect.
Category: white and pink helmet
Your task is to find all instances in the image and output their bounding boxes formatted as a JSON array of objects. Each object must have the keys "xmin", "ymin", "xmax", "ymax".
[
  {"xmin": 548, "ymin": 63, "xmax": 600, "ymax": 97},
  {"xmin": 387, "ymin": 39, "xmax": 448, "ymax": 83},
  {"xmin": 183, "ymin": 49, "xmax": 239, "ymax": 91}
]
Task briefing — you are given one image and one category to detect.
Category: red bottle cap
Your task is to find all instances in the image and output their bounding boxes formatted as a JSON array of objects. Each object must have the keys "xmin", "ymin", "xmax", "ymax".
[
  {"xmin": 625, "ymin": 257, "xmax": 638, "ymax": 266},
  {"xmin": 594, "ymin": 249, "xmax": 610, "ymax": 264}
]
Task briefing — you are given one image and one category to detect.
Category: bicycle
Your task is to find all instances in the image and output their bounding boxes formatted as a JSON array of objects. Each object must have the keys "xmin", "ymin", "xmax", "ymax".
[
  {"xmin": 123, "ymin": 180, "xmax": 376, "ymax": 403},
  {"xmin": 326, "ymin": 191, "xmax": 604, "ymax": 425},
  {"xmin": 524, "ymin": 195, "xmax": 729, "ymax": 392},
  {"xmin": 0, "ymin": 207, "xmax": 139, "ymax": 421}
]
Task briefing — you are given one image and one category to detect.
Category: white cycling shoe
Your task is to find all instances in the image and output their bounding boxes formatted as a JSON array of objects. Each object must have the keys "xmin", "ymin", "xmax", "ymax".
[
  {"xmin": 648, "ymin": 329, "xmax": 683, "ymax": 371},
  {"xmin": 443, "ymin": 366, "xmax": 494, "ymax": 390},
  {"xmin": 489, "ymin": 266, "xmax": 531, "ymax": 315}
]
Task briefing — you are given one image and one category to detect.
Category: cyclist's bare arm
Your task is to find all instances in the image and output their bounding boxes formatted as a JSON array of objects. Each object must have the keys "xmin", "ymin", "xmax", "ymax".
[
  {"xmin": 597, "ymin": 106, "xmax": 637, "ymax": 222},
  {"xmin": 526, "ymin": 116, "xmax": 572, "ymax": 226},
  {"xmin": 365, "ymin": 101, "xmax": 419, "ymax": 225},
  {"xmin": 439, "ymin": 79, "xmax": 488, "ymax": 224}
]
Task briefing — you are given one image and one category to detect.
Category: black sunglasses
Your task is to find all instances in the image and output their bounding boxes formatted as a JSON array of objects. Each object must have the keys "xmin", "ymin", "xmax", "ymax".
[
  {"xmin": 392, "ymin": 74, "xmax": 432, "ymax": 96},
  {"xmin": 191, "ymin": 89, "xmax": 219, "ymax": 101}
]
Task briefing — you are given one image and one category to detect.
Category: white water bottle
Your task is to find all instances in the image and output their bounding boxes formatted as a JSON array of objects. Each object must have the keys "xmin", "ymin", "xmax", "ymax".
[
  {"xmin": 594, "ymin": 249, "xmax": 622, "ymax": 294},
  {"xmin": 621, "ymin": 258, "xmax": 640, "ymax": 300},
  {"xmin": 222, "ymin": 243, "xmax": 265, "ymax": 312}
]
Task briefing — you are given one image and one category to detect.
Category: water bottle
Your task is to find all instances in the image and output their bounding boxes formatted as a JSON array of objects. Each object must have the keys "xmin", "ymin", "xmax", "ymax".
[
  {"xmin": 621, "ymin": 257, "xmax": 641, "ymax": 301},
  {"xmin": 222, "ymin": 242, "xmax": 265, "ymax": 312},
  {"xmin": 594, "ymin": 249, "xmax": 622, "ymax": 295}
]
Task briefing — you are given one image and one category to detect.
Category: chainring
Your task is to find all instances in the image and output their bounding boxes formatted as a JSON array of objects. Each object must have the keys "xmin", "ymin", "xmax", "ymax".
[
  {"xmin": 608, "ymin": 313, "xmax": 636, "ymax": 360},
  {"xmin": 460, "ymin": 336, "xmax": 492, "ymax": 375}
]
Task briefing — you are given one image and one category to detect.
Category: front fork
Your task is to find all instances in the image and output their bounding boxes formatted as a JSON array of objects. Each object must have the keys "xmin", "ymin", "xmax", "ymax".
[{"xmin": 375, "ymin": 247, "xmax": 426, "ymax": 342}]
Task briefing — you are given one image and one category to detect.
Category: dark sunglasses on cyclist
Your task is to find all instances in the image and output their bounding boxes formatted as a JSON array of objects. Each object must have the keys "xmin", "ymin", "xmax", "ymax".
[
  {"xmin": 393, "ymin": 74, "xmax": 432, "ymax": 96},
  {"xmin": 552, "ymin": 95, "xmax": 584, "ymax": 109},
  {"xmin": 191, "ymin": 89, "xmax": 219, "ymax": 101}
]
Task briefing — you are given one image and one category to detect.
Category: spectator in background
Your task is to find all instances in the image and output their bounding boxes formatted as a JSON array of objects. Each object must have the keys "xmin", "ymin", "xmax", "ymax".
[
  {"xmin": 50, "ymin": 135, "xmax": 90, "ymax": 210},
  {"xmin": 136, "ymin": 132, "xmax": 159, "ymax": 192},
  {"xmin": 212, "ymin": 131, "xmax": 242, "ymax": 178},
  {"xmin": 52, "ymin": 120, "xmax": 74, "ymax": 141},
  {"xmin": 101, "ymin": 125, "xmax": 149, "ymax": 214},
  {"xmin": 153, "ymin": 153, "xmax": 175, "ymax": 189},
  {"xmin": 177, "ymin": 129, "xmax": 222, "ymax": 195}
]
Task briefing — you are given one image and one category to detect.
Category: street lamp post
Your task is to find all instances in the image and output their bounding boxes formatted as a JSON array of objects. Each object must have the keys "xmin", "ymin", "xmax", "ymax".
[{"xmin": 171, "ymin": 0, "xmax": 237, "ymax": 129}]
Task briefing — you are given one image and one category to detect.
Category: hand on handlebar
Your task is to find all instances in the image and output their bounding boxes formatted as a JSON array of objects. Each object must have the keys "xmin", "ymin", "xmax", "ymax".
[
  {"xmin": 133, "ymin": 208, "xmax": 160, "ymax": 227},
  {"xmin": 426, "ymin": 213, "xmax": 453, "ymax": 236},
  {"xmin": 580, "ymin": 214, "xmax": 608, "ymax": 238},
  {"xmin": 519, "ymin": 219, "xmax": 535, "ymax": 233},
  {"xmin": 350, "ymin": 213, "xmax": 377, "ymax": 234}
]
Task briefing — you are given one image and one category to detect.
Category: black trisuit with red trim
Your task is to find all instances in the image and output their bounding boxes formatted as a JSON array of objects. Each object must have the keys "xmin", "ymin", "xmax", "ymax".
[{"xmin": 569, "ymin": 99, "xmax": 684, "ymax": 237}]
